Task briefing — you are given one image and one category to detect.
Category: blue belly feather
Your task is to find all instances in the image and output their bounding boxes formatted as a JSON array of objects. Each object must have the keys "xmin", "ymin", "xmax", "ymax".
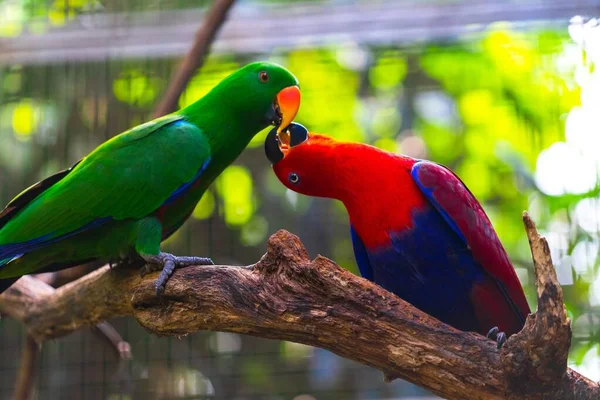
[{"xmin": 351, "ymin": 206, "xmax": 488, "ymax": 332}]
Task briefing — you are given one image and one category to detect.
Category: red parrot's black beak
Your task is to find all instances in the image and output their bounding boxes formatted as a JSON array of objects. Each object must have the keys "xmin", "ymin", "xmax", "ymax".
[{"xmin": 265, "ymin": 122, "xmax": 309, "ymax": 165}]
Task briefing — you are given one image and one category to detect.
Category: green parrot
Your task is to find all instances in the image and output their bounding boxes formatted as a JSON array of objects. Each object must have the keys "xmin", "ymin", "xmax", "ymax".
[{"xmin": 0, "ymin": 62, "xmax": 300, "ymax": 295}]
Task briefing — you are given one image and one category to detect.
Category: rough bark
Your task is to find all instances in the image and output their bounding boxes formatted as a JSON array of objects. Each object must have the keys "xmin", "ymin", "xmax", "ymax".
[{"xmin": 1, "ymin": 215, "xmax": 598, "ymax": 399}]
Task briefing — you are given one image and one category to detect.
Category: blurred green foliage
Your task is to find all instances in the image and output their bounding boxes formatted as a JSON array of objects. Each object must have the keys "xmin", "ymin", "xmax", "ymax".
[{"xmin": 1, "ymin": 0, "xmax": 599, "ymax": 398}]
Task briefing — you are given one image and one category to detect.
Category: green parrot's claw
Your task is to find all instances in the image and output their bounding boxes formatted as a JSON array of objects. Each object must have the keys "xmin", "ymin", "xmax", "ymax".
[
  {"xmin": 110, "ymin": 255, "xmax": 140, "ymax": 270},
  {"xmin": 140, "ymin": 252, "xmax": 214, "ymax": 296}
]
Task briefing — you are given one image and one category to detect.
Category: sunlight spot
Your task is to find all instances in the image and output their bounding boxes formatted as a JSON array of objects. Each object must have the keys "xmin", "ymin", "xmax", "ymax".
[
  {"xmin": 590, "ymin": 275, "xmax": 600, "ymax": 306},
  {"xmin": 293, "ymin": 395, "xmax": 317, "ymax": 400},
  {"xmin": 373, "ymin": 137, "xmax": 398, "ymax": 152},
  {"xmin": 535, "ymin": 142, "xmax": 597, "ymax": 195},
  {"xmin": 248, "ymin": 125, "xmax": 270, "ymax": 148},
  {"xmin": 571, "ymin": 240, "xmax": 599, "ymax": 276},
  {"xmin": 113, "ymin": 69, "xmax": 162, "ymax": 107},
  {"xmin": 192, "ymin": 191, "xmax": 215, "ymax": 220},
  {"xmin": 282, "ymin": 341, "xmax": 314, "ymax": 362},
  {"xmin": 574, "ymin": 198, "xmax": 600, "ymax": 233},
  {"xmin": 335, "ymin": 41, "xmax": 369, "ymax": 71},
  {"xmin": 554, "ymin": 256, "xmax": 574, "ymax": 286},
  {"xmin": 458, "ymin": 90, "xmax": 494, "ymax": 126},
  {"xmin": 217, "ymin": 165, "xmax": 254, "ymax": 226},
  {"xmin": 570, "ymin": 344, "xmax": 600, "ymax": 382},
  {"xmin": 569, "ymin": 17, "xmax": 600, "ymax": 61},
  {"xmin": 399, "ymin": 135, "xmax": 427, "ymax": 159},
  {"xmin": 414, "ymin": 90, "xmax": 457, "ymax": 128},
  {"xmin": 368, "ymin": 51, "xmax": 407, "ymax": 90},
  {"xmin": 371, "ymin": 107, "xmax": 401, "ymax": 138},
  {"xmin": 12, "ymin": 100, "xmax": 37, "ymax": 140},
  {"xmin": 545, "ymin": 218, "xmax": 570, "ymax": 266},
  {"xmin": 285, "ymin": 189, "xmax": 299, "ymax": 209},
  {"xmin": 240, "ymin": 215, "xmax": 269, "ymax": 247},
  {"xmin": 209, "ymin": 332, "xmax": 242, "ymax": 354},
  {"xmin": 0, "ymin": 2, "xmax": 24, "ymax": 37},
  {"xmin": 566, "ymin": 107, "xmax": 600, "ymax": 168}
]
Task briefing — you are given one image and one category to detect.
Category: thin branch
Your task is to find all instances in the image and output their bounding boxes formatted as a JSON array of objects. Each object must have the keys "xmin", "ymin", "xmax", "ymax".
[
  {"xmin": 9, "ymin": 279, "xmax": 53, "ymax": 400},
  {"xmin": 152, "ymin": 0, "xmax": 237, "ymax": 117},
  {"xmin": 13, "ymin": 336, "xmax": 38, "ymax": 400},
  {"xmin": 8, "ymin": 272, "xmax": 132, "ymax": 364},
  {"xmin": 1, "ymin": 223, "xmax": 598, "ymax": 399},
  {"xmin": 93, "ymin": 322, "xmax": 132, "ymax": 361}
]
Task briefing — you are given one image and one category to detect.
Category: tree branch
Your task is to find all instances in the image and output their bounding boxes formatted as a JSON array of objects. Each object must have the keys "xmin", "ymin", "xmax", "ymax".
[
  {"xmin": 152, "ymin": 0, "xmax": 237, "ymax": 117},
  {"xmin": 1, "ymin": 217, "xmax": 598, "ymax": 399},
  {"xmin": 8, "ymin": 265, "xmax": 131, "ymax": 400},
  {"xmin": 14, "ymin": 336, "xmax": 38, "ymax": 400}
]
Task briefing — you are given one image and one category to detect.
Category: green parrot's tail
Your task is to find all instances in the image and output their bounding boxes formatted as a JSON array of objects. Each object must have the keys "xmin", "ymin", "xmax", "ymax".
[
  {"xmin": 0, "ymin": 253, "xmax": 21, "ymax": 267},
  {"xmin": 0, "ymin": 276, "xmax": 19, "ymax": 293},
  {"xmin": 0, "ymin": 254, "xmax": 19, "ymax": 294}
]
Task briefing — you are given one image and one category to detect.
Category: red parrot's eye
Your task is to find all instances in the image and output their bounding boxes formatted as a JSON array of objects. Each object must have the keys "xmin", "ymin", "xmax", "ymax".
[
  {"xmin": 288, "ymin": 173, "xmax": 300, "ymax": 185},
  {"xmin": 259, "ymin": 71, "xmax": 269, "ymax": 83}
]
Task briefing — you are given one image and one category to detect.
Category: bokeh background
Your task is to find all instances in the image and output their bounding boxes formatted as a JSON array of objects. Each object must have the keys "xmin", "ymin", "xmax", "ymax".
[{"xmin": 1, "ymin": 0, "xmax": 600, "ymax": 399}]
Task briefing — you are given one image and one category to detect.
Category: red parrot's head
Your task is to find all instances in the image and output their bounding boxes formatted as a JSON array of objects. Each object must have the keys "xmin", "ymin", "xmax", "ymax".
[{"xmin": 264, "ymin": 123, "xmax": 344, "ymax": 199}]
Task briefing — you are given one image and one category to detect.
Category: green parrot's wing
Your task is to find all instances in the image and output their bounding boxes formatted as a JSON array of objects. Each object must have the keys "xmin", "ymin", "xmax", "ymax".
[
  {"xmin": 0, "ymin": 159, "xmax": 83, "ymax": 229},
  {"xmin": 0, "ymin": 114, "xmax": 211, "ymax": 249}
]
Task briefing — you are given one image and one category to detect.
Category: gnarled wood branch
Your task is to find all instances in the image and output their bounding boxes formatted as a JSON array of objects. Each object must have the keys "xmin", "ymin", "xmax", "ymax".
[{"xmin": 1, "ymin": 215, "xmax": 598, "ymax": 399}]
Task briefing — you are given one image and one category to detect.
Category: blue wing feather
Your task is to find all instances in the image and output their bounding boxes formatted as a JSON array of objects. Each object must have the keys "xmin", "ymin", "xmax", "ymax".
[
  {"xmin": 0, "ymin": 217, "xmax": 112, "ymax": 262},
  {"xmin": 409, "ymin": 160, "xmax": 529, "ymax": 334},
  {"xmin": 162, "ymin": 157, "xmax": 212, "ymax": 205},
  {"xmin": 350, "ymin": 225, "xmax": 374, "ymax": 281},
  {"xmin": 0, "ymin": 157, "xmax": 212, "ymax": 267},
  {"xmin": 411, "ymin": 161, "xmax": 466, "ymax": 243}
]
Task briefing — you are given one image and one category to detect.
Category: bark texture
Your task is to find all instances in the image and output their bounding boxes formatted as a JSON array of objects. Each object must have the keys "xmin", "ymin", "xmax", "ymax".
[{"xmin": 1, "ymin": 214, "xmax": 598, "ymax": 399}]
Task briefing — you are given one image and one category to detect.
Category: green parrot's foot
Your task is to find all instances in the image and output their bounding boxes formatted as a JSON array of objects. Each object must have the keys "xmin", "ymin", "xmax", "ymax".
[
  {"xmin": 140, "ymin": 252, "xmax": 214, "ymax": 296},
  {"xmin": 109, "ymin": 255, "xmax": 141, "ymax": 270},
  {"xmin": 486, "ymin": 326, "xmax": 507, "ymax": 349}
]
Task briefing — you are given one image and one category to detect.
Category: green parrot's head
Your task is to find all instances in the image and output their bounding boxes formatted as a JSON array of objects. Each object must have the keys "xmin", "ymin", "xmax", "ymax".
[{"xmin": 209, "ymin": 61, "xmax": 301, "ymax": 134}]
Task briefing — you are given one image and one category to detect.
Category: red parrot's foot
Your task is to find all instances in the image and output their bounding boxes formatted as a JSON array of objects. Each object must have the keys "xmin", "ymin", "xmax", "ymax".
[
  {"xmin": 140, "ymin": 252, "xmax": 214, "ymax": 296},
  {"xmin": 486, "ymin": 326, "xmax": 507, "ymax": 349}
]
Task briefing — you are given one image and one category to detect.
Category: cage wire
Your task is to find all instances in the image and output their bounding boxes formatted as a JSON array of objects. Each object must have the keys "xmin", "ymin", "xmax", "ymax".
[{"xmin": 2, "ymin": 0, "xmax": 599, "ymax": 399}]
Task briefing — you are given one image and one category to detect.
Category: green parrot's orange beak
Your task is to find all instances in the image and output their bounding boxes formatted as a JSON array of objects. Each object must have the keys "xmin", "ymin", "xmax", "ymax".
[{"xmin": 275, "ymin": 85, "xmax": 301, "ymax": 135}]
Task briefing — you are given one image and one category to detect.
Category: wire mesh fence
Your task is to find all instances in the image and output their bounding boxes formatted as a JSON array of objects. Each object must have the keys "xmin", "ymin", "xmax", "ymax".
[{"xmin": 1, "ymin": 0, "xmax": 599, "ymax": 399}]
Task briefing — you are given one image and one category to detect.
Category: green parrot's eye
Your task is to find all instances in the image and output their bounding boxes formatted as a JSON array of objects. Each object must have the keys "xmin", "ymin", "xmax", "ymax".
[
  {"xmin": 259, "ymin": 71, "xmax": 269, "ymax": 83},
  {"xmin": 288, "ymin": 173, "xmax": 300, "ymax": 185}
]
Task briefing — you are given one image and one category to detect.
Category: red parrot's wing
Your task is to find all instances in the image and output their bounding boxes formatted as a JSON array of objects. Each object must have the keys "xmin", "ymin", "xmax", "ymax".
[{"xmin": 411, "ymin": 161, "xmax": 530, "ymax": 331}]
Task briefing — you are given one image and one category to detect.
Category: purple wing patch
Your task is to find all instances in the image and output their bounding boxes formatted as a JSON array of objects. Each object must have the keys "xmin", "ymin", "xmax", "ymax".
[{"xmin": 411, "ymin": 161, "xmax": 530, "ymax": 320}]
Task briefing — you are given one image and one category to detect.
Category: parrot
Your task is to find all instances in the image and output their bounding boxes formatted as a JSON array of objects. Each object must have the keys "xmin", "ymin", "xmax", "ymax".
[
  {"xmin": 0, "ymin": 62, "xmax": 301, "ymax": 296},
  {"xmin": 264, "ymin": 123, "xmax": 530, "ymax": 346}
]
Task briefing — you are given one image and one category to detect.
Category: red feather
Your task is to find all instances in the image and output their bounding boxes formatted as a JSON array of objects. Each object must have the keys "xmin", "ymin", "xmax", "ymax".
[
  {"xmin": 412, "ymin": 162, "xmax": 531, "ymax": 321},
  {"xmin": 272, "ymin": 132, "xmax": 530, "ymax": 334}
]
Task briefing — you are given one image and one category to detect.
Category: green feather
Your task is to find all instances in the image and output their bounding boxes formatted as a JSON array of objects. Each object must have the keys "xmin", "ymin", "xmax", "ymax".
[{"xmin": 0, "ymin": 61, "xmax": 298, "ymax": 282}]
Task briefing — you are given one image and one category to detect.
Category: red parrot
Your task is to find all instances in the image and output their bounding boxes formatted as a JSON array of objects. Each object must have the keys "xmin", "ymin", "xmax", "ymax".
[{"xmin": 265, "ymin": 123, "xmax": 530, "ymax": 345}]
